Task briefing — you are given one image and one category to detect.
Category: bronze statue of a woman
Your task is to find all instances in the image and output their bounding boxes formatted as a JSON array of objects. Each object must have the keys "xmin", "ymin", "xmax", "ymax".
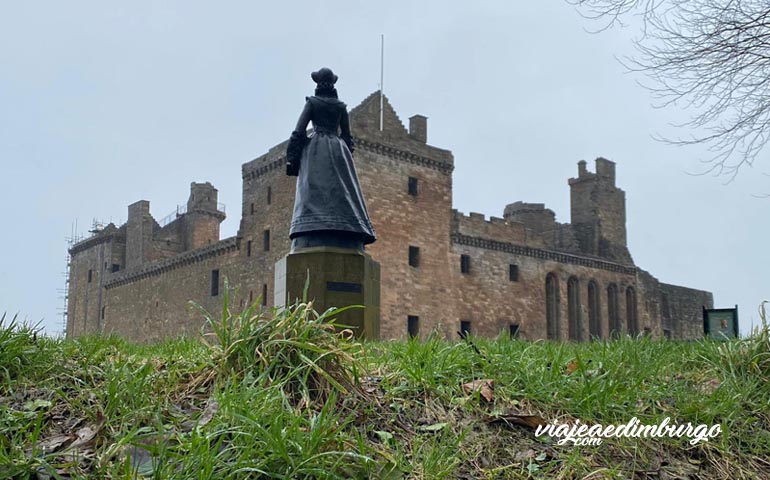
[{"xmin": 286, "ymin": 67, "xmax": 377, "ymax": 251}]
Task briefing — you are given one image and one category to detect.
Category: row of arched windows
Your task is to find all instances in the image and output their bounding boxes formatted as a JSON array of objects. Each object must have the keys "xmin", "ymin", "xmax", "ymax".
[{"xmin": 545, "ymin": 273, "xmax": 638, "ymax": 341}]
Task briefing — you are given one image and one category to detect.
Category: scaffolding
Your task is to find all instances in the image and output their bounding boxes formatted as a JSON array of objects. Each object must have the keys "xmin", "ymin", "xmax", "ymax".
[{"xmin": 59, "ymin": 220, "xmax": 84, "ymax": 337}]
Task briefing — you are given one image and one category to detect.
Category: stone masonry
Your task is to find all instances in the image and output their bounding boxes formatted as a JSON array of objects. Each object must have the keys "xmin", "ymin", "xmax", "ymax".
[{"xmin": 66, "ymin": 92, "xmax": 713, "ymax": 342}]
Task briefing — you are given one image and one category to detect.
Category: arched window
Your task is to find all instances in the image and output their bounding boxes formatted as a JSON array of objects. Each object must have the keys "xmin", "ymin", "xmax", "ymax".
[
  {"xmin": 588, "ymin": 280, "xmax": 602, "ymax": 339},
  {"xmin": 626, "ymin": 286, "xmax": 638, "ymax": 336},
  {"xmin": 567, "ymin": 276, "xmax": 582, "ymax": 341},
  {"xmin": 607, "ymin": 283, "xmax": 621, "ymax": 338},
  {"xmin": 545, "ymin": 273, "xmax": 560, "ymax": 340}
]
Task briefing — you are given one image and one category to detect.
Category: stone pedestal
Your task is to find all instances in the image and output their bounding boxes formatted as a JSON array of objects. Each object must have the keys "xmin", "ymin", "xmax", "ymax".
[{"xmin": 274, "ymin": 246, "xmax": 380, "ymax": 340}]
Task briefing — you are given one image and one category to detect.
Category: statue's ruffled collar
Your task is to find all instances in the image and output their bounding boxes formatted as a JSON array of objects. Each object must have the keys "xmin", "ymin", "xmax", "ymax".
[{"xmin": 308, "ymin": 95, "xmax": 343, "ymax": 105}]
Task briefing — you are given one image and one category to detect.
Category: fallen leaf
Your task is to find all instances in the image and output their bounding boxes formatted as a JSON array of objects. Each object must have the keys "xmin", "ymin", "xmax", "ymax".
[
  {"xmin": 462, "ymin": 379, "xmax": 494, "ymax": 403},
  {"xmin": 35, "ymin": 433, "xmax": 75, "ymax": 454},
  {"xmin": 65, "ymin": 411, "xmax": 105, "ymax": 452},
  {"xmin": 197, "ymin": 399, "xmax": 219, "ymax": 428},
  {"xmin": 699, "ymin": 378, "xmax": 721, "ymax": 394},
  {"xmin": 513, "ymin": 449, "xmax": 537, "ymax": 462},
  {"xmin": 485, "ymin": 412, "xmax": 547, "ymax": 430},
  {"xmin": 375, "ymin": 430, "xmax": 394, "ymax": 444},
  {"xmin": 127, "ymin": 445, "xmax": 155, "ymax": 476},
  {"xmin": 418, "ymin": 422, "xmax": 448, "ymax": 432},
  {"xmin": 565, "ymin": 360, "xmax": 579, "ymax": 375},
  {"xmin": 23, "ymin": 399, "xmax": 52, "ymax": 411}
]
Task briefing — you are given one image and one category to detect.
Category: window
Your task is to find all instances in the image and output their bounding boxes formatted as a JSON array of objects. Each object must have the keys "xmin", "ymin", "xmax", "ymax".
[
  {"xmin": 211, "ymin": 269, "xmax": 220, "ymax": 296},
  {"xmin": 87, "ymin": 269, "xmax": 92, "ymax": 283},
  {"xmin": 460, "ymin": 254, "xmax": 471, "ymax": 274},
  {"xmin": 250, "ymin": 203, "xmax": 255, "ymax": 215},
  {"xmin": 608, "ymin": 283, "xmax": 621, "ymax": 338},
  {"xmin": 262, "ymin": 284, "xmax": 268, "ymax": 306},
  {"xmin": 267, "ymin": 186, "xmax": 272, "ymax": 205},
  {"xmin": 545, "ymin": 273, "xmax": 560, "ymax": 340},
  {"xmin": 626, "ymin": 286, "xmax": 638, "ymax": 336},
  {"xmin": 263, "ymin": 229, "xmax": 270, "ymax": 251},
  {"xmin": 408, "ymin": 176, "xmax": 418, "ymax": 196},
  {"xmin": 407, "ymin": 315, "xmax": 419, "ymax": 338},
  {"xmin": 408, "ymin": 246, "xmax": 420, "ymax": 267},
  {"xmin": 249, "ymin": 290, "xmax": 253, "ymax": 304},
  {"xmin": 111, "ymin": 264, "xmax": 120, "ymax": 273},
  {"xmin": 101, "ymin": 306, "xmax": 105, "ymax": 320},
  {"xmin": 246, "ymin": 240, "xmax": 252, "ymax": 257},
  {"xmin": 567, "ymin": 276, "xmax": 582, "ymax": 341},
  {"xmin": 460, "ymin": 320, "xmax": 472, "ymax": 338},
  {"xmin": 509, "ymin": 264, "xmax": 519, "ymax": 282},
  {"xmin": 587, "ymin": 281, "xmax": 601, "ymax": 339},
  {"xmin": 509, "ymin": 324, "xmax": 520, "ymax": 339}
]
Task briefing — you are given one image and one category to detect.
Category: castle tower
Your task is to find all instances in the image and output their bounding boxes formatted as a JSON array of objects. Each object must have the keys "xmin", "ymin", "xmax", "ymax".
[
  {"xmin": 183, "ymin": 182, "xmax": 225, "ymax": 250},
  {"xmin": 568, "ymin": 158, "xmax": 632, "ymax": 264},
  {"xmin": 126, "ymin": 200, "xmax": 154, "ymax": 270},
  {"xmin": 503, "ymin": 202, "xmax": 557, "ymax": 236}
]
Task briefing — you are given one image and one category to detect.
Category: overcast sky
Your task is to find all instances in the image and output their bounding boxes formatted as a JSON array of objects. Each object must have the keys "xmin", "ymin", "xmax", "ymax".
[{"xmin": 1, "ymin": 1, "xmax": 767, "ymax": 336}]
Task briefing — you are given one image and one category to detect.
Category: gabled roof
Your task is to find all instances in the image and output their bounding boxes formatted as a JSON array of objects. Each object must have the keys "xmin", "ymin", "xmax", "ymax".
[{"xmin": 349, "ymin": 90, "xmax": 409, "ymax": 137}]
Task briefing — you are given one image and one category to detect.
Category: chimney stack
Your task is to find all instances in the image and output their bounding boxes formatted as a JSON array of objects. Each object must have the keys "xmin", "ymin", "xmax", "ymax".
[{"xmin": 409, "ymin": 114, "xmax": 427, "ymax": 143}]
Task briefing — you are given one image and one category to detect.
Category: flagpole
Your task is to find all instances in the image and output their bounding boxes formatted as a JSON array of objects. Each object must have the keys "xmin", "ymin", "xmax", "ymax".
[{"xmin": 379, "ymin": 34, "xmax": 384, "ymax": 132}]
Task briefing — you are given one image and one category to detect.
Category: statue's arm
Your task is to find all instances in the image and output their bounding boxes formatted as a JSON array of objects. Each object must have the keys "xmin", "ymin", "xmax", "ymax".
[
  {"xmin": 293, "ymin": 98, "xmax": 313, "ymax": 133},
  {"xmin": 286, "ymin": 99, "xmax": 313, "ymax": 176},
  {"xmin": 340, "ymin": 106, "xmax": 354, "ymax": 154}
]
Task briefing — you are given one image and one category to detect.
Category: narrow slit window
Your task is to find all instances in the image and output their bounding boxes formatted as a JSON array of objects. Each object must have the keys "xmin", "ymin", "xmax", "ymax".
[
  {"xmin": 460, "ymin": 320, "xmax": 472, "ymax": 338},
  {"xmin": 87, "ymin": 269, "xmax": 93, "ymax": 283},
  {"xmin": 408, "ymin": 246, "xmax": 420, "ymax": 267},
  {"xmin": 509, "ymin": 264, "xmax": 519, "ymax": 282},
  {"xmin": 246, "ymin": 240, "xmax": 252, "ymax": 257},
  {"xmin": 250, "ymin": 203, "xmax": 255, "ymax": 215},
  {"xmin": 407, "ymin": 315, "xmax": 419, "ymax": 338},
  {"xmin": 262, "ymin": 284, "xmax": 268, "ymax": 306},
  {"xmin": 211, "ymin": 269, "xmax": 220, "ymax": 296},
  {"xmin": 263, "ymin": 229, "xmax": 270, "ymax": 251},
  {"xmin": 460, "ymin": 255, "xmax": 471, "ymax": 274},
  {"xmin": 509, "ymin": 324, "xmax": 520, "ymax": 339},
  {"xmin": 408, "ymin": 176, "xmax": 418, "ymax": 196},
  {"xmin": 267, "ymin": 186, "xmax": 272, "ymax": 204}
]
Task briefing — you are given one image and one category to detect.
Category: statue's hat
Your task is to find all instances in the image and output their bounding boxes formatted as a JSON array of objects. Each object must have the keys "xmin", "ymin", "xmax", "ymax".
[{"xmin": 311, "ymin": 67, "xmax": 338, "ymax": 85}]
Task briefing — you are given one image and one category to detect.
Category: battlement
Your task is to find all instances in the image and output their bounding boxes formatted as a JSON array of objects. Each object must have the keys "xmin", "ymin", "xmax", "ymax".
[
  {"xmin": 503, "ymin": 201, "xmax": 558, "ymax": 237},
  {"xmin": 569, "ymin": 157, "xmax": 616, "ymax": 186},
  {"xmin": 451, "ymin": 209, "xmax": 533, "ymax": 245}
]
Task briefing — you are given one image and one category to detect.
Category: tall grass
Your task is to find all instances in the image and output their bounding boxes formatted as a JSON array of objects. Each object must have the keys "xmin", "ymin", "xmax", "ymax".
[
  {"xmin": 1, "ymin": 300, "xmax": 769, "ymax": 478},
  {"xmin": 0, "ymin": 313, "xmax": 43, "ymax": 385},
  {"xmin": 193, "ymin": 279, "xmax": 365, "ymax": 405}
]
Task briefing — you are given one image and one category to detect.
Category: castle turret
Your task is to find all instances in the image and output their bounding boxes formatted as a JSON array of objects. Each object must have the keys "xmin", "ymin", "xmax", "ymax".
[
  {"xmin": 183, "ymin": 182, "xmax": 225, "ymax": 250},
  {"xmin": 409, "ymin": 114, "xmax": 427, "ymax": 143},
  {"xmin": 126, "ymin": 200, "xmax": 154, "ymax": 270},
  {"xmin": 503, "ymin": 202, "xmax": 557, "ymax": 236},
  {"xmin": 568, "ymin": 158, "xmax": 632, "ymax": 264}
]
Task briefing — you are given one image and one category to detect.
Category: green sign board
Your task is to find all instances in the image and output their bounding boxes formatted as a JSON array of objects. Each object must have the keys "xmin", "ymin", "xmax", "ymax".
[{"xmin": 703, "ymin": 306, "xmax": 739, "ymax": 340}]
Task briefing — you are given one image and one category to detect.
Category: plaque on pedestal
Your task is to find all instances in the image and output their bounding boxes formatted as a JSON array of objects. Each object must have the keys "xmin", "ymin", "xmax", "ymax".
[{"xmin": 275, "ymin": 246, "xmax": 380, "ymax": 340}]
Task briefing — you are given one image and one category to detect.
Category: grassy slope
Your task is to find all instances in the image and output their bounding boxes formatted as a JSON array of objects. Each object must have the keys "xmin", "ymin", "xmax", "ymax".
[{"xmin": 1, "ymin": 302, "xmax": 769, "ymax": 479}]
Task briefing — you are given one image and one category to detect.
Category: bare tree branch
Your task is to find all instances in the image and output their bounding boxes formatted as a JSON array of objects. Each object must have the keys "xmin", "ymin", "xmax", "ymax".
[{"xmin": 570, "ymin": 0, "xmax": 770, "ymax": 180}]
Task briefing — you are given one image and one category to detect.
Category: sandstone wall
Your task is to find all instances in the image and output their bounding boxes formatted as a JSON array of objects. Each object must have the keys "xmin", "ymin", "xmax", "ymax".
[{"xmin": 66, "ymin": 92, "xmax": 714, "ymax": 343}]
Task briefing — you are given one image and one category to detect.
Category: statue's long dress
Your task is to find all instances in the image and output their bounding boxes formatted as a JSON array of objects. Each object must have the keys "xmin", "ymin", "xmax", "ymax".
[{"xmin": 289, "ymin": 95, "xmax": 377, "ymax": 244}]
